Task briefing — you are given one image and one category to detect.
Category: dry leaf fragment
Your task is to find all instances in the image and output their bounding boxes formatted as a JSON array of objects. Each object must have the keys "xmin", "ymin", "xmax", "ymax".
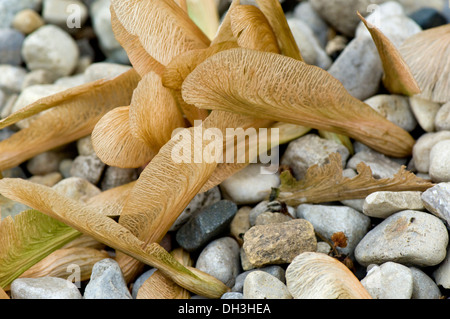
[
  {"xmin": 182, "ymin": 48, "xmax": 415, "ymax": 157},
  {"xmin": 331, "ymin": 232, "xmax": 348, "ymax": 249},
  {"xmin": 277, "ymin": 153, "xmax": 434, "ymax": 206},
  {"xmin": 358, "ymin": 12, "xmax": 421, "ymax": 97},
  {"xmin": 0, "ymin": 287, "xmax": 8, "ymax": 299},
  {"xmin": 110, "ymin": 7, "xmax": 165, "ymax": 77},
  {"xmin": 211, "ymin": 0, "xmax": 240, "ymax": 45},
  {"xmin": 0, "ymin": 178, "xmax": 229, "ymax": 298},
  {"xmin": 91, "ymin": 106, "xmax": 156, "ymax": 168},
  {"xmin": 129, "ymin": 71, "xmax": 186, "ymax": 149},
  {"xmin": 230, "ymin": 4, "xmax": 280, "ymax": 53},
  {"xmin": 86, "ymin": 181, "xmax": 136, "ymax": 217},
  {"xmin": 20, "ymin": 247, "xmax": 109, "ymax": 283},
  {"xmin": 254, "ymin": 0, "xmax": 303, "ymax": 61},
  {"xmin": 399, "ymin": 24, "xmax": 450, "ymax": 103},
  {"xmin": 111, "ymin": 0, "xmax": 210, "ymax": 66},
  {"xmin": 286, "ymin": 252, "xmax": 372, "ymax": 299},
  {"xmin": 0, "ymin": 69, "xmax": 140, "ymax": 172}
]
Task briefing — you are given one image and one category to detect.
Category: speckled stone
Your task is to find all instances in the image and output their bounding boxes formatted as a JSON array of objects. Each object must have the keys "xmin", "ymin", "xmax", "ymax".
[
  {"xmin": 363, "ymin": 191, "xmax": 425, "ymax": 218},
  {"xmin": 70, "ymin": 154, "xmax": 106, "ymax": 185},
  {"xmin": 421, "ymin": 182, "xmax": 450, "ymax": 225}
]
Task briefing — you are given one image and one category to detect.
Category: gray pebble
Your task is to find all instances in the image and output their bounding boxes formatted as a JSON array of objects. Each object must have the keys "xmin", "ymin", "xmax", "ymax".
[
  {"xmin": 363, "ymin": 191, "xmax": 425, "ymax": 218},
  {"xmin": 100, "ymin": 166, "xmax": 138, "ymax": 190},
  {"xmin": 70, "ymin": 154, "xmax": 106, "ymax": 185},
  {"xmin": 0, "ymin": 0, "xmax": 42, "ymax": 28},
  {"xmin": 355, "ymin": 210, "xmax": 448, "ymax": 267},
  {"xmin": 293, "ymin": 1, "xmax": 329, "ymax": 48},
  {"xmin": 339, "ymin": 168, "xmax": 365, "ymax": 211},
  {"xmin": 52, "ymin": 176, "xmax": 101, "ymax": 203},
  {"xmin": 243, "ymin": 271, "xmax": 292, "ymax": 299},
  {"xmin": 221, "ymin": 292, "xmax": 243, "ymax": 299},
  {"xmin": 361, "ymin": 262, "xmax": 414, "ymax": 299},
  {"xmin": 297, "ymin": 204, "xmax": 371, "ymax": 256},
  {"xmin": 0, "ymin": 65, "xmax": 27, "ymax": 94},
  {"xmin": 176, "ymin": 200, "xmax": 237, "ymax": 252},
  {"xmin": 131, "ymin": 268, "xmax": 157, "ymax": 299},
  {"xmin": 195, "ymin": 237, "xmax": 241, "ymax": 288},
  {"xmin": 22, "ymin": 24, "xmax": 79, "ymax": 77},
  {"xmin": 83, "ymin": 258, "xmax": 132, "ymax": 299},
  {"xmin": 11, "ymin": 277, "xmax": 82, "ymax": 299},
  {"xmin": 346, "ymin": 150, "xmax": 403, "ymax": 179},
  {"xmin": 281, "ymin": 134, "xmax": 350, "ymax": 180},
  {"xmin": 421, "ymin": 182, "xmax": 450, "ymax": 225},
  {"xmin": 0, "ymin": 28, "xmax": 25, "ymax": 66},
  {"xmin": 410, "ymin": 267, "xmax": 441, "ymax": 299},
  {"xmin": 232, "ymin": 265, "xmax": 285, "ymax": 293}
]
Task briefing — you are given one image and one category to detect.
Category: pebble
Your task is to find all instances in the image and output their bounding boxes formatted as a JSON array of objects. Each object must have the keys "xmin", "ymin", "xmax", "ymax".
[
  {"xmin": 52, "ymin": 176, "xmax": 101, "ymax": 203},
  {"xmin": 76, "ymin": 135, "xmax": 95, "ymax": 156},
  {"xmin": 42, "ymin": 0, "xmax": 89, "ymax": 28},
  {"xmin": 435, "ymin": 101, "xmax": 450, "ymax": 131},
  {"xmin": 339, "ymin": 168, "xmax": 365, "ymax": 212},
  {"xmin": 22, "ymin": 24, "xmax": 80, "ymax": 77},
  {"xmin": 242, "ymin": 219, "xmax": 317, "ymax": 267},
  {"xmin": 12, "ymin": 9, "xmax": 45, "ymax": 34},
  {"xmin": 28, "ymin": 172, "xmax": 63, "ymax": 186},
  {"xmin": 0, "ymin": 29, "xmax": 25, "ymax": 66},
  {"xmin": 410, "ymin": 267, "xmax": 441, "ymax": 299},
  {"xmin": 21, "ymin": 69, "xmax": 58, "ymax": 90},
  {"xmin": 221, "ymin": 292, "xmax": 243, "ymax": 299},
  {"xmin": 229, "ymin": 206, "xmax": 251, "ymax": 245},
  {"xmin": 281, "ymin": 133, "xmax": 350, "ymax": 180},
  {"xmin": 0, "ymin": 65, "xmax": 27, "ymax": 94},
  {"xmin": 249, "ymin": 200, "xmax": 290, "ymax": 226},
  {"xmin": 170, "ymin": 186, "xmax": 222, "ymax": 231},
  {"xmin": 433, "ymin": 246, "xmax": 450, "ymax": 289},
  {"xmin": 59, "ymin": 158, "xmax": 74, "ymax": 178},
  {"xmin": 292, "ymin": 1, "xmax": 329, "ymax": 48},
  {"xmin": 363, "ymin": 94, "xmax": 417, "ymax": 132},
  {"xmin": 70, "ymin": 154, "xmax": 106, "ymax": 185},
  {"xmin": 232, "ymin": 265, "xmax": 285, "ymax": 293},
  {"xmin": 219, "ymin": 163, "xmax": 280, "ymax": 205},
  {"xmin": 413, "ymin": 131, "xmax": 450, "ymax": 173},
  {"xmin": 83, "ymin": 62, "xmax": 132, "ymax": 82},
  {"xmin": 11, "ymin": 277, "xmax": 82, "ymax": 299},
  {"xmin": 243, "ymin": 271, "xmax": 292, "ymax": 299},
  {"xmin": 176, "ymin": 200, "xmax": 237, "ymax": 252},
  {"xmin": 0, "ymin": 0, "xmax": 42, "ymax": 29},
  {"xmin": 100, "ymin": 166, "xmax": 138, "ymax": 190},
  {"xmin": 26, "ymin": 150, "xmax": 68, "ymax": 176},
  {"xmin": 362, "ymin": 191, "xmax": 425, "ymax": 219},
  {"xmin": 361, "ymin": 262, "xmax": 414, "ymax": 299},
  {"xmin": 131, "ymin": 268, "xmax": 157, "ymax": 299},
  {"xmin": 346, "ymin": 149, "xmax": 403, "ymax": 179},
  {"xmin": 255, "ymin": 211, "xmax": 292, "ymax": 225},
  {"xmin": 297, "ymin": 204, "xmax": 371, "ymax": 256},
  {"xmin": 409, "ymin": 7, "xmax": 448, "ymax": 29},
  {"xmin": 195, "ymin": 237, "xmax": 241, "ymax": 288},
  {"xmin": 354, "ymin": 210, "xmax": 448, "ymax": 267},
  {"xmin": 421, "ymin": 182, "xmax": 450, "ymax": 225},
  {"xmin": 429, "ymin": 140, "xmax": 450, "ymax": 182},
  {"xmin": 328, "ymin": 35, "xmax": 382, "ymax": 101},
  {"xmin": 83, "ymin": 258, "xmax": 132, "ymax": 299},
  {"xmin": 409, "ymin": 96, "xmax": 441, "ymax": 133},
  {"xmin": 287, "ymin": 18, "xmax": 331, "ymax": 69}
]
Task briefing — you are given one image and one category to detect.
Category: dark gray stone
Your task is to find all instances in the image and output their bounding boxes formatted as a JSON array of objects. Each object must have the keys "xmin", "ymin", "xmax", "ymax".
[
  {"xmin": 176, "ymin": 200, "xmax": 238, "ymax": 252},
  {"xmin": 409, "ymin": 7, "xmax": 448, "ymax": 29}
]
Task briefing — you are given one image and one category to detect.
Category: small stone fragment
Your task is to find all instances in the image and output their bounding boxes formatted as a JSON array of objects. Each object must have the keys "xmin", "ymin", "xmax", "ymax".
[
  {"xmin": 363, "ymin": 191, "xmax": 425, "ymax": 218},
  {"xmin": 421, "ymin": 182, "xmax": 450, "ymax": 225}
]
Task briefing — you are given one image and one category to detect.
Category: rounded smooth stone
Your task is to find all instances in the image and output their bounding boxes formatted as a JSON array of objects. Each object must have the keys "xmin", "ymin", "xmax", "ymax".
[
  {"xmin": 83, "ymin": 258, "xmax": 132, "ymax": 299},
  {"xmin": 195, "ymin": 237, "xmax": 241, "ymax": 288},
  {"xmin": 409, "ymin": 96, "xmax": 441, "ymax": 133},
  {"xmin": 361, "ymin": 262, "xmax": 414, "ymax": 299},
  {"xmin": 0, "ymin": 28, "xmax": 25, "ymax": 66},
  {"xmin": 70, "ymin": 154, "xmax": 106, "ymax": 185},
  {"xmin": 410, "ymin": 267, "xmax": 441, "ymax": 299},
  {"xmin": 232, "ymin": 265, "xmax": 285, "ymax": 293},
  {"xmin": 221, "ymin": 292, "xmax": 243, "ymax": 299},
  {"xmin": 429, "ymin": 140, "xmax": 450, "ymax": 182},
  {"xmin": 131, "ymin": 268, "xmax": 157, "ymax": 299},
  {"xmin": 435, "ymin": 101, "xmax": 450, "ymax": 131},
  {"xmin": 12, "ymin": 9, "xmax": 45, "ymax": 34},
  {"xmin": 355, "ymin": 210, "xmax": 448, "ymax": 267},
  {"xmin": 243, "ymin": 271, "xmax": 292, "ymax": 299},
  {"xmin": 11, "ymin": 277, "xmax": 82, "ymax": 299},
  {"xmin": 52, "ymin": 176, "xmax": 101, "ymax": 203},
  {"xmin": 42, "ymin": 0, "xmax": 88, "ymax": 28},
  {"xmin": 22, "ymin": 24, "xmax": 79, "ymax": 77},
  {"xmin": 413, "ymin": 131, "xmax": 450, "ymax": 173},
  {"xmin": 0, "ymin": 65, "xmax": 27, "ymax": 93},
  {"xmin": 297, "ymin": 204, "xmax": 371, "ymax": 256},
  {"xmin": 362, "ymin": 191, "xmax": 425, "ymax": 218}
]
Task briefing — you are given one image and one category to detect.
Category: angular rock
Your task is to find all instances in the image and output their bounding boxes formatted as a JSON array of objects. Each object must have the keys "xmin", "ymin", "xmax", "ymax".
[
  {"xmin": 176, "ymin": 200, "xmax": 237, "ymax": 252},
  {"xmin": 429, "ymin": 140, "xmax": 450, "ymax": 182},
  {"xmin": 243, "ymin": 271, "xmax": 292, "ymax": 299},
  {"xmin": 281, "ymin": 134, "xmax": 350, "ymax": 180},
  {"xmin": 220, "ymin": 163, "xmax": 280, "ymax": 205},
  {"xmin": 70, "ymin": 154, "xmax": 106, "ymax": 185},
  {"xmin": 22, "ymin": 24, "xmax": 79, "ymax": 77},
  {"xmin": 83, "ymin": 258, "xmax": 132, "ymax": 299},
  {"xmin": 243, "ymin": 219, "xmax": 317, "ymax": 267},
  {"xmin": 297, "ymin": 204, "xmax": 371, "ymax": 256},
  {"xmin": 195, "ymin": 237, "xmax": 241, "ymax": 288},
  {"xmin": 0, "ymin": 0, "xmax": 42, "ymax": 29},
  {"xmin": 355, "ymin": 210, "xmax": 448, "ymax": 267},
  {"xmin": 11, "ymin": 277, "xmax": 82, "ymax": 299},
  {"xmin": 410, "ymin": 267, "xmax": 441, "ymax": 299},
  {"xmin": 361, "ymin": 262, "xmax": 414, "ymax": 299},
  {"xmin": 421, "ymin": 182, "xmax": 450, "ymax": 225},
  {"xmin": 363, "ymin": 94, "xmax": 417, "ymax": 132},
  {"xmin": 170, "ymin": 186, "xmax": 221, "ymax": 231},
  {"xmin": 363, "ymin": 191, "xmax": 425, "ymax": 218}
]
